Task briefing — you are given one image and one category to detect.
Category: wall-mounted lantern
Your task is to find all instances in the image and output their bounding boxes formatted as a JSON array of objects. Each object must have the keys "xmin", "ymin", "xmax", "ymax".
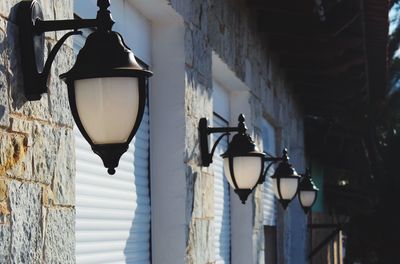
[
  {"xmin": 199, "ymin": 114, "xmax": 265, "ymax": 204},
  {"xmin": 17, "ymin": 0, "xmax": 152, "ymax": 174},
  {"xmin": 198, "ymin": 114, "xmax": 301, "ymax": 207},
  {"xmin": 259, "ymin": 149, "xmax": 301, "ymax": 209},
  {"xmin": 298, "ymin": 169, "xmax": 319, "ymax": 213}
]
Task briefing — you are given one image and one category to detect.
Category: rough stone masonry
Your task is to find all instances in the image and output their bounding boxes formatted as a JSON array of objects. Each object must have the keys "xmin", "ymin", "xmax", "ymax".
[
  {"xmin": 168, "ymin": 0, "xmax": 307, "ymax": 263},
  {"xmin": 0, "ymin": 0, "xmax": 75, "ymax": 262},
  {"xmin": 0, "ymin": 0, "xmax": 308, "ymax": 263}
]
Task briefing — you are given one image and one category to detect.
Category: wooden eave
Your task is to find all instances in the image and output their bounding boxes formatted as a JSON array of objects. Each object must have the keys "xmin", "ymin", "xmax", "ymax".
[{"xmin": 243, "ymin": 0, "xmax": 389, "ymax": 203}]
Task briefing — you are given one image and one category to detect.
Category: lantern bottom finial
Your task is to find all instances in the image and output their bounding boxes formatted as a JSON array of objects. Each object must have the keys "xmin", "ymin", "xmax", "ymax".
[
  {"xmin": 235, "ymin": 189, "xmax": 252, "ymax": 204},
  {"xmin": 92, "ymin": 144, "xmax": 129, "ymax": 175},
  {"xmin": 280, "ymin": 200, "xmax": 290, "ymax": 210}
]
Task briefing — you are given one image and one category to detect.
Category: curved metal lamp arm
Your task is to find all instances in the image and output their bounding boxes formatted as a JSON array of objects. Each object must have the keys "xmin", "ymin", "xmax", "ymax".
[
  {"xmin": 264, "ymin": 151, "xmax": 275, "ymax": 159},
  {"xmin": 257, "ymin": 151, "xmax": 285, "ymax": 184},
  {"xmin": 40, "ymin": 31, "xmax": 82, "ymax": 90},
  {"xmin": 16, "ymin": 0, "xmax": 110, "ymax": 101},
  {"xmin": 209, "ymin": 132, "xmax": 230, "ymax": 161},
  {"xmin": 198, "ymin": 117, "xmax": 241, "ymax": 167},
  {"xmin": 258, "ymin": 160, "xmax": 277, "ymax": 184}
]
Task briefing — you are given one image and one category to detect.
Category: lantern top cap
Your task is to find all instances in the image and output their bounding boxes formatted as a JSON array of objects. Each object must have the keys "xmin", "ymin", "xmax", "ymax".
[
  {"xmin": 60, "ymin": 30, "xmax": 152, "ymax": 81},
  {"xmin": 300, "ymin": 169, "xmax": 319, "ymax": 191},
  {"xmin": 221, "ymin": 115, "xmax": 264, "ymax": 158},
  {"xmin": 60, "ymin": 0, "xmax": 152, "ymax": 81},
  {"xmin": 271, "ymin": 149, "xmax": 299, "ymax": 179}
]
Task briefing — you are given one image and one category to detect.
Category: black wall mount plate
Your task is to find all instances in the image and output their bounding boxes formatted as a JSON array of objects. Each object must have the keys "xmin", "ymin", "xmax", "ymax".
[{"xmin": 16, "ymin": 0, "xmax": 45, "ymax": 101}]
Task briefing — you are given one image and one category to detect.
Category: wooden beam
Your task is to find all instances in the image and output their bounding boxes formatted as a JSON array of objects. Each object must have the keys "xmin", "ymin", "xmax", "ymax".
[
  {"xmin": 269, "ymin": 36, "xmax": 363, "ymax": 53},
  {"xmin": 330, "ymin": 12, "xmax": 361, "ymax": 37},
  {"xmin": 289, "ymin": 69, "xmax": 365, "ymax": 85},
  {"xmin": 294, "ymin": 79, "xmax": 366, "ymax": 92},
  {"xmin": 246, "ymin": 0, "xmax": 313, "ymax": 13},
  {"xmin": 278, "ymin": 50, "xmax": 364, "ymax": 67},
  {"xmin": 257, "ymin": 15, "xmax": 324, "ymax": 37},
  {"xmin": 256, "ymin": 0, "xmax": 361, "ymax": 39},
  {"xmin": 285, "ymin": 57, "xmax": 364, "ymax": 76}
]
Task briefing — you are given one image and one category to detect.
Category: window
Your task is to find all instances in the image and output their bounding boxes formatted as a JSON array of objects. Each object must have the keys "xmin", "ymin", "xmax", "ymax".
[
  {"xmin": 213, "ymin": 81, "xmax": 232, "ymax": 264},
  {"xmin": 262, "ymin": 119, "xmax": 278, "ymax": 264}
]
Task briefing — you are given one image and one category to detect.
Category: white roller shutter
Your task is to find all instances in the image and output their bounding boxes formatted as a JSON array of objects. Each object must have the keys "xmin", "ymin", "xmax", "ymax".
[
  {"xmin": 262, "ymin": 120, "xmax": 277, "ymax": 226},
  {"xmin": 74, "ymin": 33, "xmax": 151, "ymax": 264},
  {"xmin": 213, "ymin": 114, "xmax": 231, "ymax": 264},
  {"xmin": 213, "ymin": 79, "xmax": 231, "ymax": 264}
]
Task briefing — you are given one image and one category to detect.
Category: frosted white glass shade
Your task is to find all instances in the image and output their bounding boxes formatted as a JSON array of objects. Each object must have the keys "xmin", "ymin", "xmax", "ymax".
[
  {"xmin": 223, "ymin": 154, "xmax": 263, "ymax": 189},
  {"xmin": 74, "ymin": 77, "xmax": 139, "ymax": 144},
  {"xmin": 272, "ymin": 178, "xmax": 299, "ymax": 200},
  {"xmin": 299, "ymin": 190, "xmax": 317, "ymax": 207}
]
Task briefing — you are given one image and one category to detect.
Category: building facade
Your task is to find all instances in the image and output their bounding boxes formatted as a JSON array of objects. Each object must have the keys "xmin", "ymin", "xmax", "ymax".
[{"xmin": 0, "ymin": 0, "xmax": 308, "ymax": 263}]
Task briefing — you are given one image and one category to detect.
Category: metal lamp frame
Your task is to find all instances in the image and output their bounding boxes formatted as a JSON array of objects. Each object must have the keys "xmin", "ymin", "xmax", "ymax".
[
  {"xmin": 298, "ymin": 169, "xmax": 319, "ymax": 213},
  {"xmin": 198, "ymin": 114, "xmax": 265, "ymax": 203},
  {"xmin": 17, "ymin": 0, "xmax": 99, "ymax": 100},
  {"xmin": 16, "ymin": 0, "xmax": 152, "ymax": 174},
  {"xmin": 198, "ymin": 115, "xmax": 301, "ymax": 205},
  {"xmin": 270, "ymin": 149, "xmax": 301, "ymax": 209},
  {"xmin": 198, "ymin": 114, "xmax": 246, "ymax": 167}
]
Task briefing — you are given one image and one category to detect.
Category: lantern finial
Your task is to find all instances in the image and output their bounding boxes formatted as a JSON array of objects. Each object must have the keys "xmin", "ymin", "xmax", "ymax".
[
  {"xmin": 235, "ymin": 189, "xmax": 252, "ymax": 204},
  {"xmin": 238, "ymin": 114, "xmax": 247, "ymax": 134},
  {"xmin": 282, "ymin": 148, "xmax": 289, "ymax": 162},
  {"xmin": 98, "ymin": 0, "xmax": 111, "ymax": 9},
  {"xmin": 96, "ymin": 0, "xmax": 114, "ymax": 31}
]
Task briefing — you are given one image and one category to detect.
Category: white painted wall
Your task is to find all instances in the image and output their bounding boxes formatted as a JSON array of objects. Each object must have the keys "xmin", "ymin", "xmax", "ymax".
[
  {"xmin": 213, "ymin": 82, "xmax": 232, "ymax": 264},
  {"xmin": 213, "ymin": 81, "xmax": 230, "ymax": 120},
  {"xmin": 149, "ymin": 20, "xmax": 186, "ymax": 264},
  {"xmin": 212, "ymin": 52, "xmax": 254, "ymax": 264},
  {"xmin": 125, "ymin": 1, "xmax": 187, "ymax": 263}
]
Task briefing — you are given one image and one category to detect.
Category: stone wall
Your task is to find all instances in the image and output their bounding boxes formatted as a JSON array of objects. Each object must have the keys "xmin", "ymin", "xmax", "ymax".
[
  {"xmin": 167, "ymin": 0, "xmax": 307, "ymax": 263},
  {"xmin": 0, "ymin": 0, "xmax": 307, "ymax": 263},
  {"xmin": 0, "ymin": 1, "xmax": 75, "ymax": 262}
]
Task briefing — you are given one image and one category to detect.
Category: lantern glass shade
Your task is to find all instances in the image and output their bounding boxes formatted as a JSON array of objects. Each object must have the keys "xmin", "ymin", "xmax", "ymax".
[
  {"xmin": 60, "ymin": 29, "xmax": 152, "ymax": 174},
  {"xmin": 299, "ymin": 190, "xmax": 317, "ymax": 207},
  {"xmin": 272, "ymin": 177, "xmax": 299, "ymax": 200},
  {"xmin": 75, "ymin": 77, "xmax": 139, "ymax": 144},
  {"xmin": 223, "ymin": 152, "xmax": 264, "ymax": 189}
]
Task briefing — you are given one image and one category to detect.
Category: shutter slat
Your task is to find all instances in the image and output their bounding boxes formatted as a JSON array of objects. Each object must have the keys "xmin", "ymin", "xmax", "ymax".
[
  {"xmin": 262, "ymin": 120, "xmax": 277, "ymax": 226},
  {"xmin": 76, "ymin": 101, "xmax": 151, "ymax": 263},
  {"xmin": 213, "ymin": 115, "xmax": 231, "ymax": 264}
]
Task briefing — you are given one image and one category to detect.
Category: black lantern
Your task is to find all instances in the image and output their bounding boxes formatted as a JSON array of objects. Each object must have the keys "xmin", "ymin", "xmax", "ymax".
[
  {"xmin": 298, "ymin": 169, "xmax": 319, "ymax": 213},
  {"xmin": 16, "ymin": 0, "xmax": 152, "ymax": 174},
  {"xmin": 270, "ymin": 149, "xmax": 301, "ymax": 209},
  {"xmin": 199, "ymin": 114, "xmax": 265, "ymax": 204},
  {"xmin": 257, "ymin": 149, "xmax": 301, "ymax": 209}
]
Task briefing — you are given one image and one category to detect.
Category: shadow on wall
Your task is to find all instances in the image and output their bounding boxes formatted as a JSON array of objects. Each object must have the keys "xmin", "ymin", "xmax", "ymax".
[
  {"xmin": 123, "ymin": 118, "xmax": 151, "ymax": 263},
  {"xmin": 0, "ymin": 106, "xmax": 5, "ymax": 121},
  {"xmin": 0, "ymin": 56, "xmax": 7, "ymax": 123},
  {"xmin": 6, "ymin": 3, "xmax": 50, "ymax": 112},
  {"xmin": 0, "ymin": 12, "xmax": 7, "ymax": 124}
]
